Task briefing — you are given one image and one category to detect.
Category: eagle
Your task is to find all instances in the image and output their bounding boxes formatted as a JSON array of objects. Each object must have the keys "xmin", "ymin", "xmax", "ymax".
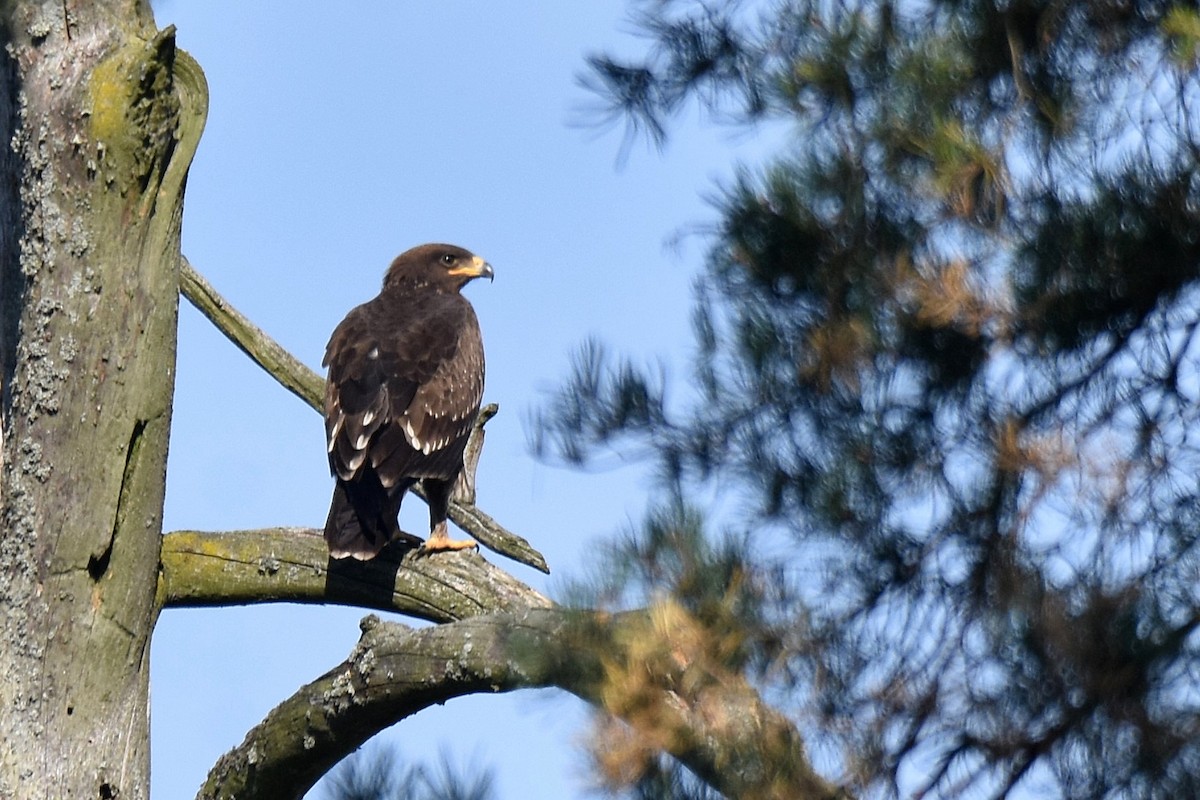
[{"xmin": 322, "ymin": 243, "xmax": 493, "ymax": 560}]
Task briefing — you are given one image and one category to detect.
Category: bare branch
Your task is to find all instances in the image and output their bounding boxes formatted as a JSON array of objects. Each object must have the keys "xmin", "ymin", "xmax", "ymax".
[
  {"xmin": 453, "ymin": 402, "xmax": 498, "ymax": 505},
  {"xmin": 197, "ymin": 609, "xmax": 851, "ymax": 800},
  {"xmin": 445, "ymin": 497, "xmax": 548, "ymax": 573},
  {"xmin": 179, "ymin": 257, "xmax": 324, "ymax": 411},
  {"xmin": 177, "ymin": 259, "xmax": 549, "ymax": 572},
  {"xmin": 160, "ymin": 528, "xmax": 549, "ymax": 623}
]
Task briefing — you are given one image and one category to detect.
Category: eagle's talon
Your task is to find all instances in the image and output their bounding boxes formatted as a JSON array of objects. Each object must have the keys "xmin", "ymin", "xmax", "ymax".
[
  {"xmin": 418, "ymin": 521, "xmax": 478, "ymax": 555},
  {"xmin": 417, "ymin": 539, "xmax": 479, "ymax": 555}
]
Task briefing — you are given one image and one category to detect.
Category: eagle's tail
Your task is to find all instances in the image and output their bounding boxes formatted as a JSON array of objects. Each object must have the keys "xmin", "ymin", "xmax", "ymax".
[{"xmin": 323, "ymin": 478, "xmax": 414, "ymax": 560}]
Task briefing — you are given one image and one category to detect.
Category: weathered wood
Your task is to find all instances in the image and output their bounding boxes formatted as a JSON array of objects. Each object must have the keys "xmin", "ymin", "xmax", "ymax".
[
  {"xmin": 179, "ymin": 256, "xmax": 325, "ymax": 411},
  {"xmin": 159, "ymin": 527, "xmax": 551, "ymax": 622},
  {"xmin": 0, "ymin": 4, "xmax": 206, "ymax": 798},
  {"xmin": 198, "ymin": 608, "xmax": 850, "ymax": 800}
]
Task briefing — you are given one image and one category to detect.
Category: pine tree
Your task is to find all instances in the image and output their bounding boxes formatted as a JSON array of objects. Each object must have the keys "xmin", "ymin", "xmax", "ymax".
[{"xmin": 539, "ymin": 2, "xmax": 1200, "ymax": 797}]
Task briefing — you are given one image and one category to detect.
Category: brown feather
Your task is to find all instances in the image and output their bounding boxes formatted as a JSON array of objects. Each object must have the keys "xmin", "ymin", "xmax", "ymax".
[{"xmin": 322, "ymin": 243, "xmax": 490, "ymax": 559}]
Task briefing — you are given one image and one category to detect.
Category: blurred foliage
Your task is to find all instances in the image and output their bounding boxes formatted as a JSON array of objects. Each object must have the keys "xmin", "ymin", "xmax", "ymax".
[
  {"xmin": 587, "ymin": 731, "xmax": 726, "ymax": 800},
  {"xmin": 319, "ymin": 744, "xmax": 495, "ymax": 800},
  {"xmin": 538, "ymin": 1, "xmax": 1200, "ymax": 798}
]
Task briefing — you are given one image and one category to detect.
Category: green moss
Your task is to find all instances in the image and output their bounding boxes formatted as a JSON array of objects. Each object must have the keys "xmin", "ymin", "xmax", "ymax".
[
  {"xmin": 1163, "ymin": 6, "xmax": 1200, "ymax": 67},
  {"xmin": 87, "ymin": 48, "xmax": 136, "ymax": 144},
  {"xmin": 85, "ymin": 29, "xmax": 183, "ymax": 193}
]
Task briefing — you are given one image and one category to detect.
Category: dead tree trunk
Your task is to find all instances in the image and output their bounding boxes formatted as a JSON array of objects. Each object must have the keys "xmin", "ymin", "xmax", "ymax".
[{"xmin": 0, "ymin": 2, "xmax": 206, "ymax": 797}]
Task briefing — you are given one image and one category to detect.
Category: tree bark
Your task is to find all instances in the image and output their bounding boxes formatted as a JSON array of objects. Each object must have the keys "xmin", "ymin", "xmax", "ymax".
[
  {"xmin": 159, "ymin": 527, "xmax": 550, "ymax": 622},
  {"xmin": 197, "ymin": 608, "xmax": 850, "ymax": 800},
  {"xmin": 0, "ymin": 3, "xmax": 206, "ymax": 797}
]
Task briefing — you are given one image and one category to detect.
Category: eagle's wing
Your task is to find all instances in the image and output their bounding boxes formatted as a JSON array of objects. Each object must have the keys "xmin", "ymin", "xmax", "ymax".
[{"xmin": 323, "ymin": 294, "xmax": 483, "ymax": 487}]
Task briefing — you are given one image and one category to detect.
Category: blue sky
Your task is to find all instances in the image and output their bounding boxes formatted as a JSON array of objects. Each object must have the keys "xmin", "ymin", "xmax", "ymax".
[{"xmin": 148, "ymin": 3, "xmax": 771, "ymax": 797}]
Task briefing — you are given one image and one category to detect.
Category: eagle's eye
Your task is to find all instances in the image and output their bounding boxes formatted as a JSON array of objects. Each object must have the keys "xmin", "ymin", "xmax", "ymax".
[{"xmin": 440, "ymin": 253, "xmax": 458, "ymax": 267}]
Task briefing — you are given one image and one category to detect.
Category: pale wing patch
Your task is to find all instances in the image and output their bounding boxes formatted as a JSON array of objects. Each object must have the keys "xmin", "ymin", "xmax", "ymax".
[
  {"xmin": 403, "ymin": 419, "xmax": 421, "ymax": 450},
  {"xmin": 398, "ymin": 415, "xmax": 454, "ymax": 455},
  {"xmin": 326, "ymin": 412, "xmax": 344, "ymax": 453},
  {"xmin": 395, "ymin": 342, "xmax": 482, "ymax": 456},
  {"xmin": 327, "ymin": 379, "xmax": 390, "ymax": 480}
]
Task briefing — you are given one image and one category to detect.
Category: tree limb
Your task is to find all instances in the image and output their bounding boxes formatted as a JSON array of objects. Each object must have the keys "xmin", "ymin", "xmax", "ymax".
[
  {"xmin": 445, "ymin": 496, "xmax": 548, "ymax": 573},
  {"xmin": 179, "ymin": 257, "xmax": 324, "ymax": 411},
  {"xmin": 197, "ymin": 609, "xmax": 851, "ymax": 800},
  {"xmin": 159, "ymin": 528, "xmax": 549, "ymax": 623},
  {"xmin": 177, "ymin": 258, "xmax": 549, "ymax": 573},
  {"xmin": 453, "ymin": 402, "xmax": 497, "ymax": 505}
]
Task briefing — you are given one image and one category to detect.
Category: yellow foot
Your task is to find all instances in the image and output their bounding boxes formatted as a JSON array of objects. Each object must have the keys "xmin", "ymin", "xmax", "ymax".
[{"xmin": 417, "ymin": 522, "xmax": 478, "ymax": 555}]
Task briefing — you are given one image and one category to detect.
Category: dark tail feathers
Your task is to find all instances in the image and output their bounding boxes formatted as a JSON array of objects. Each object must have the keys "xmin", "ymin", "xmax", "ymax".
[{"xmin": 324, "ymin": 478, "xmax": 411, "ymax": 560}]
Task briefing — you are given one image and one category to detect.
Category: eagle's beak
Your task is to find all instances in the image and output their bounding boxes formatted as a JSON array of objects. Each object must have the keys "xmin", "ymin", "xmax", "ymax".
[{"xmin": 450, "ymin": 256, "xmax": 494, "ymax": 283}]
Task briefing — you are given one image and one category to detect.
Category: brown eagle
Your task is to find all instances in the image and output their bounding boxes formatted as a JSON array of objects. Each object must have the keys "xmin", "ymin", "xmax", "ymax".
[{"xmin": 323, "ymin": 243, "xmax": 493, "ymax": 560}]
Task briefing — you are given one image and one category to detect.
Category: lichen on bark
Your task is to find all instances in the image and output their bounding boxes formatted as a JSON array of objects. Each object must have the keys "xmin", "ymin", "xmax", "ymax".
[{"xmin": 0, "ymin": 4, "xmax": 207, "ymax": 797}]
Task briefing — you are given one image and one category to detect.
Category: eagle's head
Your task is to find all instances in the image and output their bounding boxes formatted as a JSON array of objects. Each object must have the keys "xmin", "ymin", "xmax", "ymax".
[{"xmin": 383, "ymin": 243, "xmax": 494, "ymax": 292}]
